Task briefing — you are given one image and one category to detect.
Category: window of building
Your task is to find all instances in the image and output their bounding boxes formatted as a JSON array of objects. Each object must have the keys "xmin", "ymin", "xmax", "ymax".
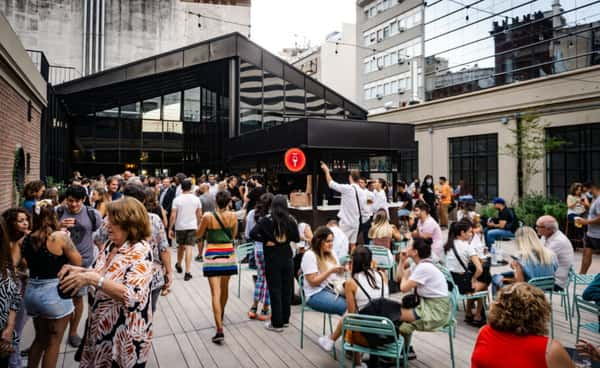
[
  {"xmin": 546, "ymin": 124, "xmax": 600, "ymax": 200},
  {"xmin": 449, "ymin": 134, "xmax": 498, "ymax": 202},
  {"xmin": 398, "ymin": 141, "xmax": 418, "ymax": 182}
]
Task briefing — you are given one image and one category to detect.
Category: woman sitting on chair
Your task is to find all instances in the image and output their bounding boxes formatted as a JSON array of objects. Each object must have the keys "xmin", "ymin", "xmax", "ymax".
[
  {"xmin": 368, "ymin": 209, "xmax": 403, "ymax": 249},
  {"xmin": 396, "ymin": 237, "xmax": 450, "ymax": 361},
  {"xmin": 345, "ymin": 246, "xmax": 389, "ymax": 366},
  {"xmin": 491, "ymin": 226, "xmax": 557, "ymax": 296},
  {"xmin": 444, "ymin": 219, "xmax": 489, "ymax": 327},
  {"xmin": 300, "ymin": 226, "xmax": 347, "ymax": 353}
]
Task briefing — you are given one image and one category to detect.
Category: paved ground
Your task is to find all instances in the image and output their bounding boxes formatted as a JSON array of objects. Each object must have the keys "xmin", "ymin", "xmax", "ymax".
[{"xmin": 18, "ymin": 241, "xmax": 600, "ymax": 368}]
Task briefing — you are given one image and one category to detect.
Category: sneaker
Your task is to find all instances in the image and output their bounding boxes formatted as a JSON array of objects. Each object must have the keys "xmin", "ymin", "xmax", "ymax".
[
  {"xmin": 257, "ymin": 309, "xmax": 271, "ymax": 321},
  {"xmin": 68, "ymin": 335, "xmax": 82, "ymax": 348},
  {"xmin": 184, "ymin": 273, "xmax": 192, "ymax": 281},
  {"xmin": 211, "ymin": 332, "xmax": 224, "ymax": 344},
  {"xmin": 195, "ymin": 255, "xmax": 203, "ymax": 262},
  {"xmin": 318, "ymin": 335, "xmax": 334, "ymax": 352},
  {"xmin": 248, "ymin": 307, "xmax": 258, "ymax": 320},
  {"xmin": 407, "ymin": 346, "xmax": 417, "ymax": 360},
  {"xmin": 264, "ymin": 322, "xmax": 283, "ymax": 332},
  {"xmin": 175, "ymin": 263, "xmax": 183, "ymax": 273},
  {"xmin": 468, "ymin": 318, "xmax": 486, "ymax": 328}
]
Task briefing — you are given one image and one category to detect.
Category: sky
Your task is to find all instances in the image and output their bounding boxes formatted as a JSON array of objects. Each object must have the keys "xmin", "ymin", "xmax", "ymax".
[{"xmin": 250, "ymin": 0, "xmax": 356, "ymax": 55}]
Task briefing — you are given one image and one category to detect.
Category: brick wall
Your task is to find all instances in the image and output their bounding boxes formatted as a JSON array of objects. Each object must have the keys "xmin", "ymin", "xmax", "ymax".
[{"xmin": 0, "ymin": 76, "xmax": 41, "ymax": 212}]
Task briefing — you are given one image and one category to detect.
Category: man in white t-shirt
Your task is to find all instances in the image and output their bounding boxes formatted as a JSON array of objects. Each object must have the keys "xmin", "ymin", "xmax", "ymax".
[
  {"xmin": 321, "ymin": 162, "xmax": 368, "ymax": 251},
  {"xmin": 169, "ymin": 179, "xmax": 202, "ymax": 281},
  {"xmin": 396, "ymin": 236, "xmax": 450, "ymax": 360},
  {"xmin": 327, "ymin": 218, "xmax": 349, "ymax": 262}
]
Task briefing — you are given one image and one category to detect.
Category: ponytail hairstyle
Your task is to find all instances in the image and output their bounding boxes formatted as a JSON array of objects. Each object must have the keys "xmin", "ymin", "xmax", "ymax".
[
  {"xmin": 444, "ymin": 218, "xmax": 473, "ymax": 253},
  {"xmin": 31, "ymin": 199, "xmax": 58, "ymax": 251},
  {"xmin": 351, "ymin": 246, "xmax": 379, "ymax": 289}
]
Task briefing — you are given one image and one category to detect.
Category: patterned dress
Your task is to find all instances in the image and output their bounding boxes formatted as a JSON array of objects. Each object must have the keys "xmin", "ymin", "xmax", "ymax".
[
  {"xmin": 0, "ymin": 273, "xmax": 21, "ymax": 347},
  {"xmin": 202, "ymin": 212, "xmax": 238, "ymax": 277},
  {"xmin": 80, "ymin": 241, "xmax": 153, "ymax": 368}
]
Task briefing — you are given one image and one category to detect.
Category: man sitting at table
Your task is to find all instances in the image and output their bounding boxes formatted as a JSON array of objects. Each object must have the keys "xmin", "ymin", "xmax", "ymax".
[{"xmin": 484, "ymin": 197, "xmax": 518, "ymax": 249}]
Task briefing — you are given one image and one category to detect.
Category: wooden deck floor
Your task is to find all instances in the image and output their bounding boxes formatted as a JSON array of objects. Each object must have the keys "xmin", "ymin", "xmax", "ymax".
[{"xmin": 18, "ymin": 242, "xmax": 600, "ymax": 368}]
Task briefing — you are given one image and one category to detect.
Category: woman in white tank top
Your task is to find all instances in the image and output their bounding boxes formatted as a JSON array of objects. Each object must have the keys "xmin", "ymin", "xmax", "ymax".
[{"xmin": 345, "ymin": 246, "xmax": 389, "ymax": 366}]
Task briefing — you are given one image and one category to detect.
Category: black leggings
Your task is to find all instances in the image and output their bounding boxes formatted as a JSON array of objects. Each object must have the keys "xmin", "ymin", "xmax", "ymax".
[{"xmin": 264, "ymin": 246, "xmax": 294, "ymax": 328}]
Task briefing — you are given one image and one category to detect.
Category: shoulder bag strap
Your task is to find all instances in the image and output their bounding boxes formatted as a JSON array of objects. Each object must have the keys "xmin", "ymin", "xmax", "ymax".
[
  {"xmin": 353, "ymin": 186, "xmax": 363, "ymax": 226},
  {"xmin": 451, "ymin": 242, "xmax": 469, "ymax": 273},
  {"xmin": 353, "ymin": 275, "xmax": 372, "ymax": 302},
  {"xmin": 212, "ymin": 211, "xmax": 233, "ymax": 242}
]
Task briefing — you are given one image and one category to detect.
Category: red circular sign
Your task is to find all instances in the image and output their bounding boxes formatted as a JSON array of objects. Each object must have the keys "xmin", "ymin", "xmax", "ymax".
[{"xmin": 284, "ymin": 148, "xmax": 306, "ymax": 173}]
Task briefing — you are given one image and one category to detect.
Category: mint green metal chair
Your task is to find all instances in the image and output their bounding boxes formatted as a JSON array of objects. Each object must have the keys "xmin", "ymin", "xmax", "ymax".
[
  {"xmin": 528, "ymin": 276, "xmax": 556, "ymax": 338},
  {"xmin": 438, "ymin": 265, "xmax": 488, "ymax": 317},
  {"xmin": 571, "ymin": 271, "xmax": 596, "ymax": 317},
  {"xmin": 575, "ymin": 295, "xmax": 600, "ymax": 342},
  {"xmin": 404, "ymin": 289, "xmax": 458, "ymax": 368},
  {"xmin": 554, "ymin": 268, "xmax": 573, "ymax": 333},
  {"xmin": 341, "ymin": 314, "xmax": 405, "ymax": 368},
  {"xmin": 367, "ymin": 244, "xmax": 394, "ymax": 279},
  {"xmin": 298, "ymin": 275, "xmax": 337, "ymax": 360},
  {"xmin": 235, "ymin": 242, "xmax": 255, "ymax": 297}
]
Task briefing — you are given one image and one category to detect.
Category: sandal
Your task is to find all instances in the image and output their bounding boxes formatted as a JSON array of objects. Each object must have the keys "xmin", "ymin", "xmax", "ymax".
[
  {"xmin": 161, "ymin": 288, "xmax": 170, "ymax": 296},
  {"xmin": 248, "ymin": 306, "xmax": 258, "ymax": 319}
]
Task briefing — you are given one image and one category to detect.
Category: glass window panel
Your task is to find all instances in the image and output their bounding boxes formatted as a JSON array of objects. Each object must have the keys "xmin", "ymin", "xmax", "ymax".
[
  {"xmin": 306, "ymin": 92, "xmax": 325, "ymax": 116},
  {"xmin": 263, "ymin": 110, "xmax": 284, "ymax": 129},
  {"xmin": 263, "ymin": 70, "xmax": 284, "ymax": 111},
  {"xmin": 202, "ymin": 88, "xmax": 218, "ymax": 122},
  {"xmin": 96, "ymin": 106, "xmax": 119, "ymax": 118},
  {"xmin": 163, "ymin": 92, "xmax": 181, "ymax": 121},
  {"xmin": 142, "ymin": 97, "xmax": 161, "ymax": 120},
  {"xmin": 240, "ymin": 108, "xmax": 262, "ymax": 134},
  {"xmin": 240, "ymin": 60, "xmax": 263, "ymax": 110},
  {"xmin": 284, "ymin": 80, "xmax": 305, "ymax": 116},
  {"xmin": 120, "ymin": 102, "xmax": 141, "ymax": 119},
  {"xmin": 183, "ymin": 87, "xmax": 201, "ymax": 122}
]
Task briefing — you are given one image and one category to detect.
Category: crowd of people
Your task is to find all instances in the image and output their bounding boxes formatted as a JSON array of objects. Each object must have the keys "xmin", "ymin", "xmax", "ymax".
[{"xmin": 0, "ymin": 168, "xmax": 598, "ymax": 368}]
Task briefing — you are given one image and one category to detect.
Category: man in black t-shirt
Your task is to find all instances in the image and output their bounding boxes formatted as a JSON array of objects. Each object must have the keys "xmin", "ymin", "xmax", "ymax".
[
  {"xmin": 246, "ymin": 176, "xmax": 266, "ymax": 212},
  {"xmin": 484, "ymin": 197, "xmax": 518, "ymax": 249}
]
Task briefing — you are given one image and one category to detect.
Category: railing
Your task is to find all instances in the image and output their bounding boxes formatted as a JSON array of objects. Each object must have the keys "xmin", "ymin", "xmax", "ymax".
[{"xmin": 26, "ymin": 49, "xmax": 82, "ymax": 85}]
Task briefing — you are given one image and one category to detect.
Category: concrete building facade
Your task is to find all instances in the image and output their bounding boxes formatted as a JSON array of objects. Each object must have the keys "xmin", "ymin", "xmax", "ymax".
[
  {"xmin": 1, "ymin": 0, "xmax": 251, "ymax": 82},
  {"xmin": 372, "ymin": 65, "xmax": 600, "ymax": 204},
  {"xmin": 356, "ymin": 0, "xmax": 425, "ymax": 114},
  {"xmin": 0, "ymin": 13, "xmax": 47, "ymax": 211},
  {"xmin": 371, "ymin": 0, "xmax": 600, "ymax": 203},
  {"xmin": 290, "ymin": 23, "xmax": 358, "ymax": 103}
]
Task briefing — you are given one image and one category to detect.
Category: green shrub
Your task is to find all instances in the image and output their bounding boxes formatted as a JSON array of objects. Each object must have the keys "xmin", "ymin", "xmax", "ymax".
[
  {"xmin": 479, "ymin": 204, "xmax": 498, "ymax": 219},
  {"xmin": 515, "ymin": 193, "xmax": 567, "ymax": 230},
  {"xmin": 478, "ymin": 194, "xmax": 567, "ymax": 231}
]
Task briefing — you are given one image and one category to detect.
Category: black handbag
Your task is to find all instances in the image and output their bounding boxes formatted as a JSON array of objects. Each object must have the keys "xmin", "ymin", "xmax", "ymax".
[
  {"xmin": 451, "ymin": 243, "xmax": 475, "ymax": 294},
  {"xmin": 355, "ymin": 272, "xmax": 402, "ymax": 348}
]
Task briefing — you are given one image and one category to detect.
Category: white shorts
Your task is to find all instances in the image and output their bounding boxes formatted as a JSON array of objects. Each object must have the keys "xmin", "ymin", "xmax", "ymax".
[{"xmin": 339, "ymin": 222, "xmax": 359, "ymax": 244}]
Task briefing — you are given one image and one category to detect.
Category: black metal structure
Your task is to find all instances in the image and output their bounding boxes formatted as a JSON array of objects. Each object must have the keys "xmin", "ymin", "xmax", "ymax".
[{"xmin": 53, "ymin": 32, "xmax": 414, "ymax": 179}]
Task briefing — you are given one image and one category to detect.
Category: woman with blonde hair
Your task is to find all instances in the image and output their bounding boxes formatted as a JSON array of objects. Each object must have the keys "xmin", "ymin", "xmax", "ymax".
[
  {"xmin": 491, "ymin": 226, "xmax": 557, "ymax": 295},
  {"xmin": 90, "ymin": 185, "xmax": 110, "ymax": 218},
  {"xmin": 367, "ymin": 209, "xmax": 402, "ymax": 249}
]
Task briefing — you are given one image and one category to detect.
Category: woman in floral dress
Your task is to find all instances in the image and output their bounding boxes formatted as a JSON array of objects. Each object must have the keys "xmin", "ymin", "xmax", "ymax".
[{"xmin": 59, "ymin": 197, "xmax": 153, "ymax": 368}]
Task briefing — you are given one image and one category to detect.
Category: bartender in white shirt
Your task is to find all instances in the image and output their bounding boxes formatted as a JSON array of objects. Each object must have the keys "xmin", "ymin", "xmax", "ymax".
[
  {"xmin": 321, "ymin": 162, "xmax": 368, "ymax": 251},
  {"xmin": 372, "ymin": 178, "xmax": 389, "ymax": 218}
]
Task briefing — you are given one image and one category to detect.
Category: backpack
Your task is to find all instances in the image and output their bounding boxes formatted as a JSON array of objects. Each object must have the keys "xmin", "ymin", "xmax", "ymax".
[
  {"xmin": 355, "ymin": 272, "xmax": 402, "ymax": 348},
  {"xmin": 56, "ymin": 206, "xmax": 99, "ymax": 232}
]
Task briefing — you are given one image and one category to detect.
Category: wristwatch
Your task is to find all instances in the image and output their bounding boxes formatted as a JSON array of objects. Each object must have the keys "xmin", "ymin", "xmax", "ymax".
[{"xmin": 97, "ymin": 276, "xmax": 105, "ymax": 290}]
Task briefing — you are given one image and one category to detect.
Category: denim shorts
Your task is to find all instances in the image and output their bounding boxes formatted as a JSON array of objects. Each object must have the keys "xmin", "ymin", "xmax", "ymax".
[
  {"xmin": 306, "ymin": 288, "xmax": 347, "ymax": 316},
  {"xmin": 25, "ymin": 278, "xmax": 74, "ymax": 319}
]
